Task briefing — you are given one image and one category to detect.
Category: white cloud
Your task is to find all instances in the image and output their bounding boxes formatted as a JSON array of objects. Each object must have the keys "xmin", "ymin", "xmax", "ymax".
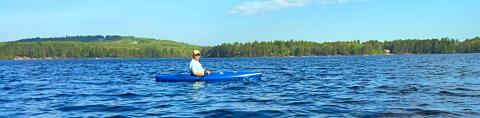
[
  {"xmin": 231, "ymin": 0, "xmax": 366, "ymax": 15},
  {"xmin": 230, "ymin": 0, "xmax": 309, "ymax": 15}
]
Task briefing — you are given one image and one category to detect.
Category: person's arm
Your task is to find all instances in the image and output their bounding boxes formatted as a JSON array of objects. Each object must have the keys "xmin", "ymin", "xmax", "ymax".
[
  {"xmin": 192, "ymin": 69, "xmax": 211, "ymax": 76},
  {"xmin": 193, "ymin": 71, "xmax": 205, "ymax": 76}
]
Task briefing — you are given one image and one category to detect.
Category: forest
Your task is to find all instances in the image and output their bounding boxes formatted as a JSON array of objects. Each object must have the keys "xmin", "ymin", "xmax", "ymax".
[
  {"xmin": 0, "ymin": 35, "xmax": 202, "ymax": 59},
  {"xmin": 0, "ymin": 36, "xmax": 479, "ymax": 59},
  {"xmin": 202, "ymin": 37, "xmax": 480, "ymax": 57}
]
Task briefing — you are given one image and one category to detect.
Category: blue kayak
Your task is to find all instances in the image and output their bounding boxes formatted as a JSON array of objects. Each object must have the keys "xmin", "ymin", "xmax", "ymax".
[{"xmin": 155, "ymin": 72, "xmax": 262, "ymax": 82}]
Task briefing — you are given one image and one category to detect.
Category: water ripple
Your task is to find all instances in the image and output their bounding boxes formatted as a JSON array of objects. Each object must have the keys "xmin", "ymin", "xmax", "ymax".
[{"xmin": 0, "ymin": 54, "xmax": 479, "ymax": 117}]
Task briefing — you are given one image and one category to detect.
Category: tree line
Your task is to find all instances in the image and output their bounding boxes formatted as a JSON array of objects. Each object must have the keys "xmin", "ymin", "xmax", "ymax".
[
  {"xmin": 1, "ymin": 36, "xmax": 479, "ymax": 59},
  {"xmin": 202, "ymin": 37, "xmax": 480, "ymax": 57},
  {"xmin": 15, "ymin": 35, "xmax": 126, "ymax": 42},
  {"xmin": 0, "ymin": 36, "xmax": 202, "ymax": 59}
]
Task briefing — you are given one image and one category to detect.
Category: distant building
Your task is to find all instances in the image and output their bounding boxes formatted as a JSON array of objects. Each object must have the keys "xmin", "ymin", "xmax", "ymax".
[
  {"xmin": 384, "ymin": 49, "xmax": 391, "ymax": 54},
  {"xmin": 14, "ymin": 56, "xmax": 31, "ymax": 60}
]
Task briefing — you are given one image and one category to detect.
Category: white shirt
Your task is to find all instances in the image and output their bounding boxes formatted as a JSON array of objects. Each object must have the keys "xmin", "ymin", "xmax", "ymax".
[{"xmin": 189, "ymin": 59, "xmax": 205, "ymax": 74}]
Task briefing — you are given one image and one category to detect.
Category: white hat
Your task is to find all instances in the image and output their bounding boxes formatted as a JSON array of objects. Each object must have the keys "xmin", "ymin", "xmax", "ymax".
[{"xmin": 193, "ymin": 50, "xmax": 201, "ymax": 56}]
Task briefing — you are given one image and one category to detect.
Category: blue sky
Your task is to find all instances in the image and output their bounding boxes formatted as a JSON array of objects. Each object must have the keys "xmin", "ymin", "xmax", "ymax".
[{"xmin": 0, "ymin": 0, "xmax": 479, "ymax": 45}]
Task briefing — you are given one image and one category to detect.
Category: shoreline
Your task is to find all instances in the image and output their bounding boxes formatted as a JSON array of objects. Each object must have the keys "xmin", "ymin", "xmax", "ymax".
[{"xmin": 4, "ymin": 53, "xmax": 480, "ymax": 61}]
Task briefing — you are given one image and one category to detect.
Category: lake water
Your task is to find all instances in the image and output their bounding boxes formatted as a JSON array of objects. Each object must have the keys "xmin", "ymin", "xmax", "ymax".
[{"xmin": 1, "ymin": 54, "xmax": 480, "ymax": 117}]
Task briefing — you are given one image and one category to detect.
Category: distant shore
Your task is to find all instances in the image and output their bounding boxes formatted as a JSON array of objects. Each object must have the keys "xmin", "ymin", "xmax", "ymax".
[
  {"xmin": 8, "ymin": 53, "xmax": 480, "ymax": 61},
  {"xmin": 2, "ymin": 35, "xmax": 479, "ymax": 60},
  {"xmin": 5, "ymin": 53, "xmax": 480, "ymax": 61}
]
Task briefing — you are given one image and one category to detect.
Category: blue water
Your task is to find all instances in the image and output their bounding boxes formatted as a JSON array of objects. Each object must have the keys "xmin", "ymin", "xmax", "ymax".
[{"xmin": 1, "ymin": 54, "xmax": 480, "ymax": 117}]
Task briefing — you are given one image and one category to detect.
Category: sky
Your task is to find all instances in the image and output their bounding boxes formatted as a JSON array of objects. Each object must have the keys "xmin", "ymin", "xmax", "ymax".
[{"xmin": 0, "ymin": 0, "xmax": 479, "ymax": 46}]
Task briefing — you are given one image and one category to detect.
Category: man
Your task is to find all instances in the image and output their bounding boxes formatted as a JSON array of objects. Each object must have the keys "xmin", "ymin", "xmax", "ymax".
[{"xmin": 190, "ymin": 50, "xmax": 211, "ymax": 76}]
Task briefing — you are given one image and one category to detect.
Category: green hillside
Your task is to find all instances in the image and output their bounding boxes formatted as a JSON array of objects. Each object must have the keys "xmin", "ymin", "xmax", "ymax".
[{"xmin": 0, "ymin": 35, "xmax": 202, "ymax": 59}]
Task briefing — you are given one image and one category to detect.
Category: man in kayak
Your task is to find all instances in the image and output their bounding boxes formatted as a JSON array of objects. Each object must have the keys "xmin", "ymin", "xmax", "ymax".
[{"xmin": 190, "ymin": 50, "xmax": 211, "ymax": 76}]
